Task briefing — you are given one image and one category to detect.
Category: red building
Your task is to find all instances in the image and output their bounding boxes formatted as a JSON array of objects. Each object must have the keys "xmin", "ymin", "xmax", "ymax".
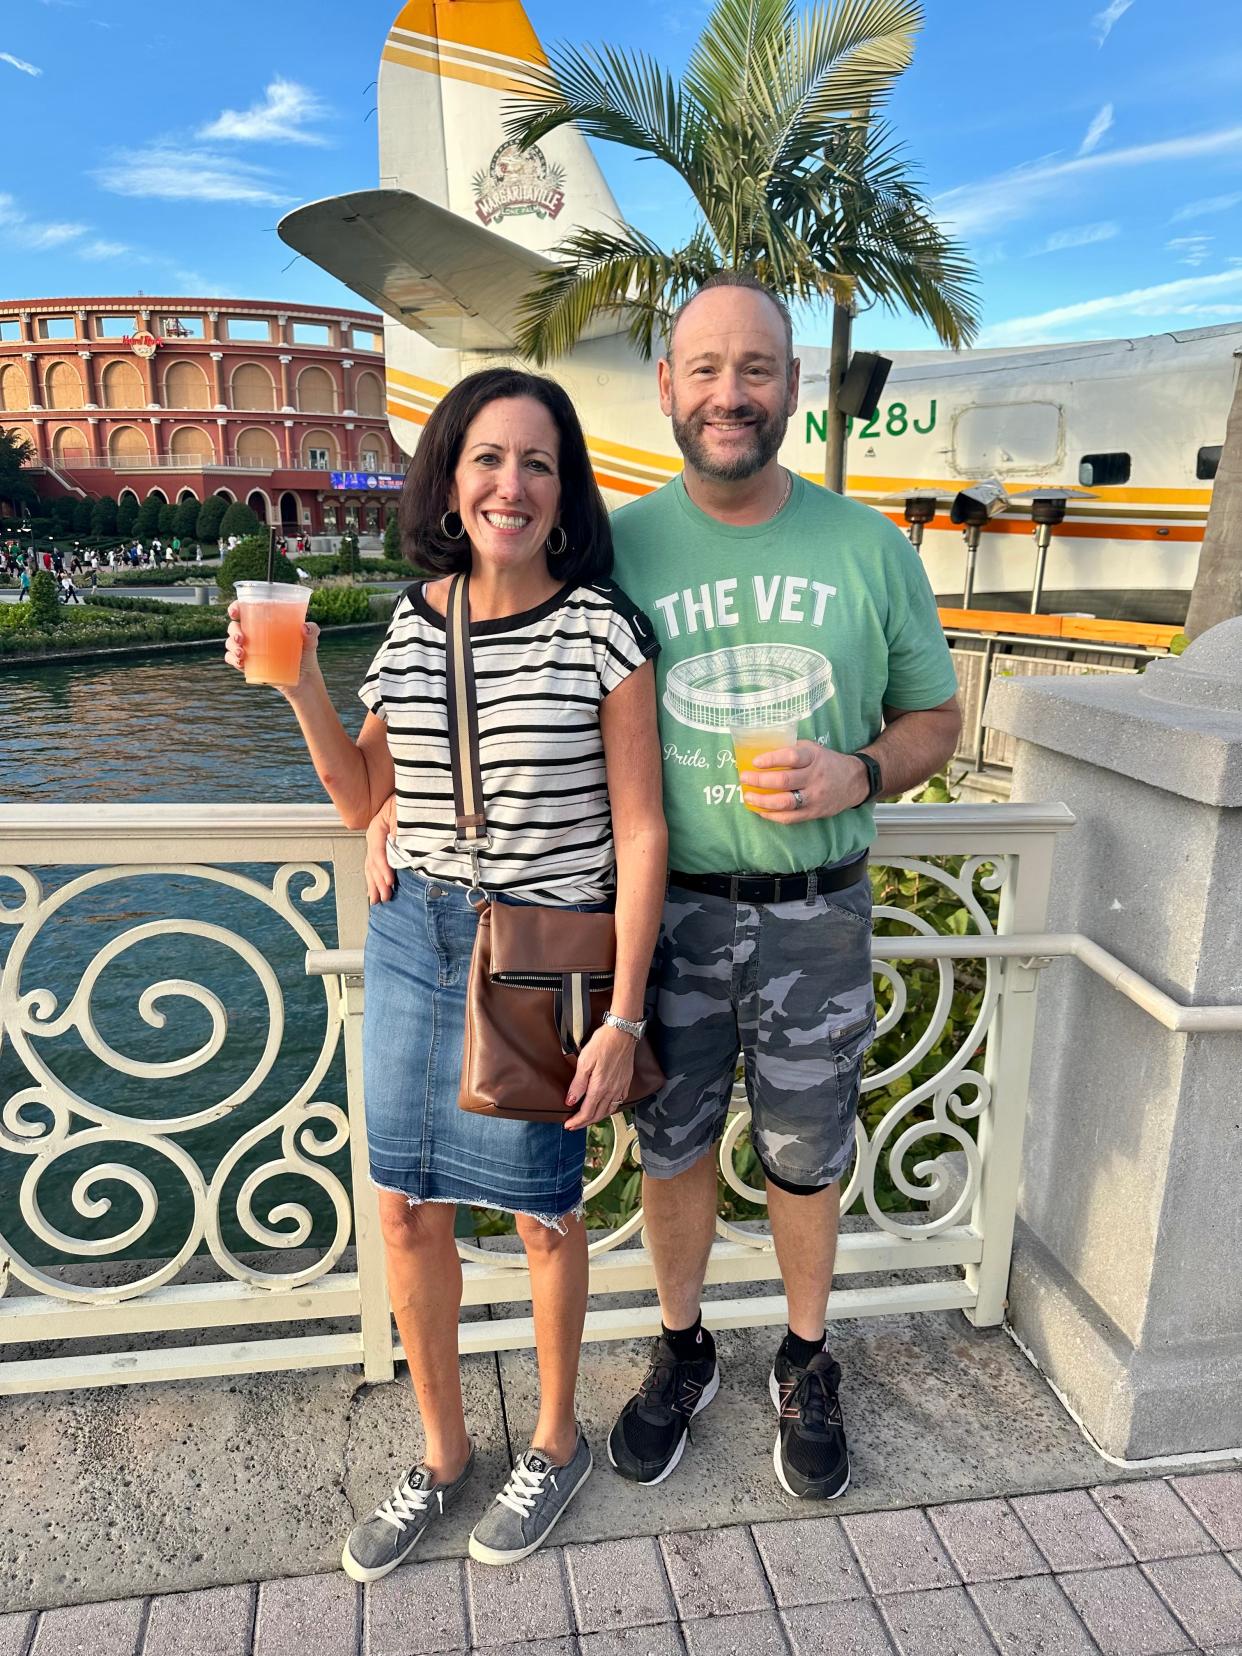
[{"xmin": 0, "ymin": 295, "xmax": 403, "ymax": 537}]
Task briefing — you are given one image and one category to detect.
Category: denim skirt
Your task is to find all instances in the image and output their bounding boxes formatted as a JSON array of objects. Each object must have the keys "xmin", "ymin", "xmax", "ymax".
[{"xmin": 361, "ymin": 867, "xmax": 590, "ymax": 1223}]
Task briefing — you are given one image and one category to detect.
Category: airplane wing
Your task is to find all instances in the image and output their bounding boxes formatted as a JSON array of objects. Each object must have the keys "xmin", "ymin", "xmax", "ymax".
[{"xmin": 278, "ymin": 187, "xmax": 623, "ymax": 352}]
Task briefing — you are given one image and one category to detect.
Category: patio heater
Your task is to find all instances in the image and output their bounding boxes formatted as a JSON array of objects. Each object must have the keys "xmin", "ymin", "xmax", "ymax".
[
  {"xmin": 949, "ymin": 480, "xmax": 1010, "ymax": 609},
  {"xmin": 875, "ymin": 489, "xmax": 946, "ymax": 552},
  {"xmin": 1008, "ymin": 487, "xmax": 1097, "ymax": 614}
]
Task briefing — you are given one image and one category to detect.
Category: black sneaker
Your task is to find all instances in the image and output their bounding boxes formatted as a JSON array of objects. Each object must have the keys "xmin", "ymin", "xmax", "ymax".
[
  {"xmin": 769, "ymin": 1346, "xmax": 850, "ymax": 1499},
  {"xmin": 607, "ymin": 1335, "xmax": 719, "ymax": 1484}
]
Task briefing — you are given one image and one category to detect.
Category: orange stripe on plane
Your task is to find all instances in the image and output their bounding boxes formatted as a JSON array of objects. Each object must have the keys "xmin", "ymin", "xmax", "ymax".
[{"xmin": 881, "ymin": 511, "xmax": 1204, "ymax": 544}]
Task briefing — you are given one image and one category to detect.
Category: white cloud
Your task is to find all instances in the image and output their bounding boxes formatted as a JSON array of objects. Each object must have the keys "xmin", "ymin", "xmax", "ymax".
[
  {"xmin": 979, "ymin": 266, "xmax": 1242, "ymax": 345},
  {"xmin": 1092, "ymin": 0, "xmax": 1134, "ymax": 45},
  {"xmin": 1167, "ymin": 234, "xmax": 1213, "ymax": 266},
  {"xmin": 199, "ymin": 78, "xmax": 329, "ymax": 145},
  {"xmin": 1170, "ymin": 192, "xmax": 1242, "ymax": 222},
  {"xmin": 79, "ymin": 238, "xmax": 130, "ymax": 260},
  {"xmin": 93, "ymin": 144, "xmax": 294, "ymax": 205},
  {"xmin": 25, "ymin": 221, "xmax": 86, "ymax": 250},
  {"xmin": 0, "ymin": 52, "xmax": 42, "ymax": 76},
  {"xmin": 936, "ymin": 124, "xmax": 1242, "ymax": 238},
  {"xmin": 1034, "ymin": 221, "xmax": 1119, "ymax": 254},
  {"xmin": 1078, "ymin": 103, "xmax": 1114, "ymax": 156}
]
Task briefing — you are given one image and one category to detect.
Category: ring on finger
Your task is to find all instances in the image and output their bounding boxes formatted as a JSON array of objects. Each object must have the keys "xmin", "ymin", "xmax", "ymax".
[{"xmin": 791, "ymin": 788, "xmax": 805, "ymax": 810}]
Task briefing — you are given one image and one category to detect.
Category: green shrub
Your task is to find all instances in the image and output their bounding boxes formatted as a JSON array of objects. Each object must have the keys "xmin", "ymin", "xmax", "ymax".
[
  {"xmin": 28, "ymin": 569, "xmax": 61, "ymax": 628},
  {"xmin": 338, "ymin": 533, "xmax": 360, "ymax": 577},
  {"xmin": 50, "ymin": 496, "xmax": 77, "ymax": 535},
  {"xmin": 0, "ymin": 603, "xmax": 29, "ymax": 632},
  {"xmin": 216, "ymin": 535, "xmax": 299, "ymax": 604},
  {"xmin": 196, "ymin": 495, "xmax": 227, "ymax": 544},
  {"xmin": 116, "ymin": 496, "xmax": 139, "ymax": 537},
  {"xmin": 308, "ymin": 585, "xmax": 371, "ymax": 625},
  {"xmin": 135, "ymin": 495, "xmax": 164, "ymax": 537},
  {"xmin": 157, "ymin": 502, "xmax": 176, "ymax": 536},
  {"xmin": 383, "ymin": 514, "xmax": 401, "ymax": 560},
  {"xmin": 91, "ymin": 496, "xmax": 118, "ymax": 536},
  {"xmin": 220, "ymin": 500, "xmax": 263, "ymax": 541},
  {"xmin": 73, "ymin": 497, "xmax": 95, "ymax": 534},
  {"xmin": 173, "ymin": 498, "xmax": 200, "ymax": 541}
]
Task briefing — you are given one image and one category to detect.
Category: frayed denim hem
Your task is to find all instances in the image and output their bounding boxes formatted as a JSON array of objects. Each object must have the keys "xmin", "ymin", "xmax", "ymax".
[{"xmin": 371, "ymin": 1183, "xmax": 586, "ymax": 1236}]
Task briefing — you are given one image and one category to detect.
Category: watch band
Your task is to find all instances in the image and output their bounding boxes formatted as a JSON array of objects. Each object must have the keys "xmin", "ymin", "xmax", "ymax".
[
  {"xmin": 602, "ymin": 1010, "xmax": 647, "ymax": 1042},
  {"xmin": 852, "ymin": 749, "xmax": 884, "ymax": 803}
]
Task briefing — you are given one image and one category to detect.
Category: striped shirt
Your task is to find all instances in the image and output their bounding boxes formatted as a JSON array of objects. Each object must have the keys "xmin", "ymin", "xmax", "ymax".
[{"xmin": 360, "ymin": 579, "xmax": 660, "ymax": 905}]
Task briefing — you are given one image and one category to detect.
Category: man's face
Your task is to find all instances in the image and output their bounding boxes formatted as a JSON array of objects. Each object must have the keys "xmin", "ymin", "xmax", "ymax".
[{"xmin": 658, "ymin": 288, "xmax": 800, "ymax": 481}]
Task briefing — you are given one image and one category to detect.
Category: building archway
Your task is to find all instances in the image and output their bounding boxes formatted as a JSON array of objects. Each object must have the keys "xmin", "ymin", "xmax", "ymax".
[
  {"xmin": 177, "ymin": 488, "xmax": 200, "ymax": 505},
  {"xmin": 279, "ymin": 491, "xmax": 300, "ymax": 530},
  {"xmin": 213, "ymin": 488, "xmax": 236, "ymax": 503},
  {"xmin": 0, "ymin": 363, "xmax": 30, "ymax": 412},
  {"xmin": 230, "ymin": 362, "xmax": 276, "ymax": 412},
  {"xmin": 108, "ymin": 425, "xmax": 149, "ymax": 464},
  {"xmin": 354, "ymin": 370, "xmax": 383, "ymax": 418},
  {"xmin": 235, "ymin": 426, "xmax": 279, "ymax": 467},
  {"xmin": 44, "ymin": 360, "xmax": 84, "ymax": 410},
  {"xmin": 246, "ymin": 489, "xmax": 272, "ymax": 523},
  {"xmin": 301, "ymin": 428, "xmax": 338, "ymax": 469},
  {"xmin": 146, "ymin": 488, "xmax": 168, "ymax": 506},
  {"xmin": 101, "ymin": 359, "xmax": 145, "ymax": 410},
  {"xmin": 52, "ymin": 426, "xmax": 89, "ymax": 465},
  {"xmin": 169, "ymin": 425, "xmax": 213, "ymax": 464},
  {"xmin": 163, "ymin": 359, "xmax": 211, "ymax": 409},
  {"xmin": 296, "ymin": 364, "xmax": 337, "ymax": 414},
  {"xmin": 118, "ymin": 488, "xmax": 139, "ymax": 511}
]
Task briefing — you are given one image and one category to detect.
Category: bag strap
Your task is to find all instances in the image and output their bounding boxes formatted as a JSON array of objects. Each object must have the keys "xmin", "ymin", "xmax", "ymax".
[{"xmin": 444, "ymin": 573, "xmax": 490, "ymax": 894}]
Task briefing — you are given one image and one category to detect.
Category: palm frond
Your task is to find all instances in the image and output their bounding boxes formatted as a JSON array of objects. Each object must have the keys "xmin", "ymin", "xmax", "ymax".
[{"xmin": 683, "ymin": 0, "xmax": 794, "ymax": 115}]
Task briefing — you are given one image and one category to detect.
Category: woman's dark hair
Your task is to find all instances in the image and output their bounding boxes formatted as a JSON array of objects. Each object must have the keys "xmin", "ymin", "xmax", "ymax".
[{"xmin": 397, "ymin": 367, "xmax": 613, "ymax": 583}]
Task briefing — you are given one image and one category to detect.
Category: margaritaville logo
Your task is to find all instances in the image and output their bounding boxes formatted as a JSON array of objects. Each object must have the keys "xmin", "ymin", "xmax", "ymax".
[{"xmin": 472, "ymin": 141, "xmax": 566, "ymax": 226}]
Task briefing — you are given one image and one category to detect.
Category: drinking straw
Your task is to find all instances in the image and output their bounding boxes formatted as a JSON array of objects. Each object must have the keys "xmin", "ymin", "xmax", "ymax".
[{"xmin": 266, "ymin": 527, "xmax": 275, "ymax": 584}]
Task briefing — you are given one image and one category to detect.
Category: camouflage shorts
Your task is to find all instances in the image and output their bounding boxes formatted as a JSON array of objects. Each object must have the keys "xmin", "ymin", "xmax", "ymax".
[{"xmin": 636, "ymin": 871, "xmax": 875, "ymax": 1191}]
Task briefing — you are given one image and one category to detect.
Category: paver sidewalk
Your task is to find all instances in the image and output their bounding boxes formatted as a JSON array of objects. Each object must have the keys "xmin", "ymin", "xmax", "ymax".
[{"xmin": 7, "ymin": 1471, "xmax": 1241, "ymax": 1655}]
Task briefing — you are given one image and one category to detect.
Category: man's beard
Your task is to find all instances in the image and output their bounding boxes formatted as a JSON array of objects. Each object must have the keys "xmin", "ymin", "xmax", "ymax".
[{"xmin": 671, "ymin": 399, "xmax": 790, "ymax": 481}]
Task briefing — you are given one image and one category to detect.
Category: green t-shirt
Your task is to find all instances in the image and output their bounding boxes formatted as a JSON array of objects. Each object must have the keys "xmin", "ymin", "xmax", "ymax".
[{"xmin": 611, "ymin": 472, "xmax": 958, "ymax": 875}]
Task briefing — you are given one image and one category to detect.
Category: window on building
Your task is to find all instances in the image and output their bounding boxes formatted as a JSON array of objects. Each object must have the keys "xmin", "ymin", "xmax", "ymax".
[
  {"xmin": 38, "ymin": 317, "xmax": 76, "ymax": 340},
  {"xmin": 360, "ymin": 447, "xmax": 380, "ymax": 472},
  {"xmin": 1078, "ymin": 451, "xmax": 1131, "ymax": 487},
  {"xmin": 1196, "ymin": 445, "xmax": 1222, "ymax": 481},
  {"xmin": 0, "ymin": 320, "xmax": 23, "ymax": 342},
  {"xmin": 307, "ymin": 447, "xmax": 330, "ymax": 470},
  {"xmin": 161, "ymin": 316, "xmax": 204, "ymax": 340},
  {"xmin": 352, "ymin": 327, "xmax": 383, "ymax": 352},
  {"xmin": 97, "ymin": 316, "xmax": 136, "ymax": 338},
  {"xmin": 291, "ymin": 321, "xmax": 330, "ymax": 346},
  {"xmin": 225, "ymin": 317, "xmax": 271, "ymax": 342}
]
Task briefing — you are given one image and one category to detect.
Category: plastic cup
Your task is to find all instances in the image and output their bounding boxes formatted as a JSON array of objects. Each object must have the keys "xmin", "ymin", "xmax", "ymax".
[
  {"xmin": 730, "ymin": 720, "xmax": 800, "ymax": 811},
  {"xmin": 235, "ymin": 581, "xmax": 311, "ymax": 688}
]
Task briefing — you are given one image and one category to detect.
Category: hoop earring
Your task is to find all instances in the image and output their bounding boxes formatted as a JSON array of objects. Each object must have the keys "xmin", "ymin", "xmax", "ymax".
[
  {"xmin": 440, "ymin": 510, "xmax": 465, "ymax": 541},
  {"xmin": 546, "ymin": 525, "xmax": 568, "ymax": 557}
]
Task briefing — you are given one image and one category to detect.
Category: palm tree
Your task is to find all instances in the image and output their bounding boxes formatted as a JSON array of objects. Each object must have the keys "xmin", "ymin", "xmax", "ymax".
[
  {"xmin": 502, "ymin": 0, "xmax": 979, "ymax": 488},
  {"xmin": 1184, "ymin": 372, "xmax": 1242, "ymax": 636}
]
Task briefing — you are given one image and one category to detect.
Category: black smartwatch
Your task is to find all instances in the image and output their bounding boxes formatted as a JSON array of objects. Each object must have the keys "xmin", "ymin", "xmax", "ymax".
[{"xmin": 852, "ymin": 749, "xmax": 884, "ymax": 803}]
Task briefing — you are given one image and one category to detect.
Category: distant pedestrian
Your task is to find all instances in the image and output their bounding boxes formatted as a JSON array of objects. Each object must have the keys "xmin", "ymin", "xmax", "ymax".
[
  {"xmin": 59, "ymin": 572, "xmax": 81, "ymax": 604},
  {"xmin": 18, "ymin": 569, "xmax": 30, "ymax": 600},
  {"xmin": 88, "ymin": 566, "xmax": 99, "ymax": 593}
]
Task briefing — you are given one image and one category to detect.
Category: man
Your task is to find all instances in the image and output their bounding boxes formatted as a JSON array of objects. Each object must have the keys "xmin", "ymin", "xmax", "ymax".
[{"xmin": 605, "ymin": 273, "xmax": 961, "ymax": 1501}]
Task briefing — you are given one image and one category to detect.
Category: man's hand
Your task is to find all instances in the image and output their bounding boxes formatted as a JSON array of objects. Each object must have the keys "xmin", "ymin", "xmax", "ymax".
[
  {"xmin": 562, "ymin": 1025, "xmax": 636, "ymax": 1132},
  {"xmin": 365, "ymin": 793, "xmax": 397, "ymax": 903},
  {"xmin": 738, "ymin": 740, "xmax": 869, "ymax": 823}
]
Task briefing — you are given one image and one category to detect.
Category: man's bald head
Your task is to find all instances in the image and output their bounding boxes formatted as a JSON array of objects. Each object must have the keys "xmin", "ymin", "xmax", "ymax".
[{"xmin": 666, "ymin": 273, "xmax": 795, "ymax": 375}]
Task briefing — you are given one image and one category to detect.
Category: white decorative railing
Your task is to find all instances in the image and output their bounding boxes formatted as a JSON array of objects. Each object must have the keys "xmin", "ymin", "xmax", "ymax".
[{"xmin": 0, "ymin": 802, "xmax": 1073, "ymax": 1395}]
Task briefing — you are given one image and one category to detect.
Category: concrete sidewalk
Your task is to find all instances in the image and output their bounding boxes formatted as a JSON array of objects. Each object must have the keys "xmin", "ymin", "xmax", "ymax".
[{"xmin": 4, "ymin": 1472, "xmax": 1241, "ymax": 1655}]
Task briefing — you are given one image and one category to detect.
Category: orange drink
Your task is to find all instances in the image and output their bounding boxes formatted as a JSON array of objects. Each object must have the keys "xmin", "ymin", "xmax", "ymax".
[
  {"xmin": 730, "ymin": 721, "xmax": 799, "ymax": 811},
  {"xmin": 235, "ymin": 581, "xmax": 311, "ymax": 688}
]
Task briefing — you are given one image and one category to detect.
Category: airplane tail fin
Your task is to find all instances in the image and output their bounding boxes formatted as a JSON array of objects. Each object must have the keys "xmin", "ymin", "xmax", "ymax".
[{"xmin": 379, "ymin": 1, "xmax": 624, "ymax": 256}]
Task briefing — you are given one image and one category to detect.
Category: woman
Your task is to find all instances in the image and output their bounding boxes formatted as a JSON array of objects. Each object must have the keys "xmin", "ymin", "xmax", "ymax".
[{"xmin": 224, "ymin": 367, "xmax": 666, "ymax": 1575}]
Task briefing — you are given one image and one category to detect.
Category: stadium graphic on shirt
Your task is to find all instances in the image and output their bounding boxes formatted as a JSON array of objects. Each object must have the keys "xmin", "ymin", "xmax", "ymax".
[{"xmin": 662, "ymin": 644, "xmax": 835, "ymax": 733}]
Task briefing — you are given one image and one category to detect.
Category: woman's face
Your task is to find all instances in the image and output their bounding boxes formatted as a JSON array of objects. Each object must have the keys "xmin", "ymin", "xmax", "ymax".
[{"xmin": 450, "ymin": 395, "xmax": 562, "ymax": 576}]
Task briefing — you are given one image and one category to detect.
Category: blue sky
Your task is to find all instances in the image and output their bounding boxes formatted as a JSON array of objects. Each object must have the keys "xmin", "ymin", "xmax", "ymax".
[{"xmin": 2, "ymin": 0, "xmax": 1240, "ymax": 353}]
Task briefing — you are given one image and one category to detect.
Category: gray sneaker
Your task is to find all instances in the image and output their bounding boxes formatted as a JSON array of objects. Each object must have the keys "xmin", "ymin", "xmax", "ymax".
[
  {"xmin": 341, "ymin": 1448, "xmax": 476, "ymax": 1582},
  {"xmin": 468, "ymin": 1432, "xmax": 592, "ymax": 1565}
]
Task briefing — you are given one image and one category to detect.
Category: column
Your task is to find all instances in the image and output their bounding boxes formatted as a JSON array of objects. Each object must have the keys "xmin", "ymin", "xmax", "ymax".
[
  {"xmin": 150, "ymin": 417, "xmax": 162, "ymax": 462},
  {"xmin": 18, "ymin": 310, "xmax": 31, "ymax": 344},
  {"xmin": 344, "ymin": 422, "xmax": 356, "ymax": 470},
  {"xmin": 278, "ymin": 355, "xmax": 293, "ymax": 412},
  {"xmin": 78, "ymin": 350, "xmax": 97, "ymax": 409},
  {"xmin": 214, "ymin": 417, "xmax": 227, "ymax": 465},
  {"xmin": 340, "ymin": 358, "xmax": 354, "ymax": 414},
  {"xmin": 281, "ymin": 420, "xmax": 294, "ymax": 469},
  {"xmin": 276, "ymin": 312, "xmax": 289, "ymax": 346},
  {"xmin": 22, "ymin": 352, "xmax": 39, "ymax": 409},
  {"xmin": 209, "ymin": 352, "xmax": 225, "ymax": 410},
  {"xmin": 87, "ymin": 415, "xmax": 99, "ymax": 464},
  {"xmin": 206, "ymin": 309, "xmax": 220, "ymax": 344},
  {"xmin": 986, "ymin": 619, "xmax": 1242, "ymax": 1460}
]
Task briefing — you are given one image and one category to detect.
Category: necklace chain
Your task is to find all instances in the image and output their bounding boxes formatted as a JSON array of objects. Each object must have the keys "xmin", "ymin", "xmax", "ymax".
[{"xmin": 771, "ymin": 467, "xmax": 792, "ymax": 519}]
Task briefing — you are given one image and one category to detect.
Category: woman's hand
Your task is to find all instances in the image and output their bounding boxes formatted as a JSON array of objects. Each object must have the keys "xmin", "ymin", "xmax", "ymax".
[
  {"xmin": 562, "ymin": 1025, "xmax": 636, "ymax": 1131},
  {"xmin": 224, "ymin": 601, "xmax": 322, "ymax": 696},
  {"xmin": 365, "ymin": 793, "xmax": 398, "ymax": 904}
]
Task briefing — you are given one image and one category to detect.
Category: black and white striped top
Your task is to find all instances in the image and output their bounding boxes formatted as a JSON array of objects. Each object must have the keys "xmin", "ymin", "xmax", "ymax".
[{"xmin": 360, "ymin": 579, "xmax": 660, "ymax": 905}]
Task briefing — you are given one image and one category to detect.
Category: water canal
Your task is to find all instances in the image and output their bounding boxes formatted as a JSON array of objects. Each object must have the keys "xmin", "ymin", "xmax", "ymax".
[{"xmin": 2, "ymin": 632, "xmax": 380, "ymax": 1267}]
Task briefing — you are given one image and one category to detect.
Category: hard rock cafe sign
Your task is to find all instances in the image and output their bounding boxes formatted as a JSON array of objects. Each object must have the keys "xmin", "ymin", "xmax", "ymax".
[
  {"xmin": 472, "ymin": 141, "xmax": 566, "ymax": 227},
  {"xmin": 123, "ymin": 330, "xmax": 160, "ymax": 359}
]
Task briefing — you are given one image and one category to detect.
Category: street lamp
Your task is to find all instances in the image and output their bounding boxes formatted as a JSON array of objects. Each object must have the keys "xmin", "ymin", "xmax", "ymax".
[{"xmin": 1007, "ymin": 487, "xmax": 1097, "ymax": 614}]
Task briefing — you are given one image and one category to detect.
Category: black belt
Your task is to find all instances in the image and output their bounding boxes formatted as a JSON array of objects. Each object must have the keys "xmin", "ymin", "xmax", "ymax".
[{"xmin": 668, "ymin": 856, "xmax": 867, "ymax": 905}]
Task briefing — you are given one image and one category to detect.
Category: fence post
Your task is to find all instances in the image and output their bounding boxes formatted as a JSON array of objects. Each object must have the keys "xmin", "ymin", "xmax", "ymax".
[
  {"xmin": 332, "ymin": 834, "xmax": 395, "ymax": 1382},
  {"xmin": 963, "ymin": 827, "xmax": 1056, "ymax": 1326}
]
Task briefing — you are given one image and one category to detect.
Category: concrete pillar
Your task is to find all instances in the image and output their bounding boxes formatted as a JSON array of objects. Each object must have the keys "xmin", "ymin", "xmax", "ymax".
[
  {"xmin": 22, "ymin": 352, "xmax": 39, "ymax": 409},
  {"xmin": 278, "ymin": 355, "xmax": 293, "ymax": 412},
  {"xmin": 78, "ymin": 350, "xmax": 96, "ymax": 409},
  {"xmin": 209, "ymin": 352, "xmax": 225, "ymax": 410},
  {"xmin": 986, "ymin": 619, "xmax": 1242, "ymax": 1461},
  {"xmin": 341, "ymin": 357, "xmax": 354, "ymax": 414}
]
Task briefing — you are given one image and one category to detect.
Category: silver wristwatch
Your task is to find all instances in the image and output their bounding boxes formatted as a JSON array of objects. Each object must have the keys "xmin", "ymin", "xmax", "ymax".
[{"xmin": 602, "ymin": 1010, "xmax": 647, "ymax": 1042}]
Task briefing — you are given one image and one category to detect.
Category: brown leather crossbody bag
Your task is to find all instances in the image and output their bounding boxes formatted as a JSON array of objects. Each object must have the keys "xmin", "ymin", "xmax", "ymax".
[{"xmin": 444, "ymin": 574, "xmax": 664, "ymax": 1123}]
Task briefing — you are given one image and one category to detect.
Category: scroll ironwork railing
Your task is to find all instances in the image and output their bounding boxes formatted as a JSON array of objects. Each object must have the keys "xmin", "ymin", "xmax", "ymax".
[{"xmin": 0, "ymin": 802, "xmax": 1070, "ymax": 1395}]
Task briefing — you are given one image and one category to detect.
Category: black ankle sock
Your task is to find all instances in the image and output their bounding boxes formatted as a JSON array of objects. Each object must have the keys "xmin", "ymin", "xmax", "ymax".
[
  {"xmin": 662, "ymin": 1314, "xmax": 713, "ymax": 1364},
  {"xmin": 782, "ymin": 1327, "xmax": 827, "ymax": 1368}
]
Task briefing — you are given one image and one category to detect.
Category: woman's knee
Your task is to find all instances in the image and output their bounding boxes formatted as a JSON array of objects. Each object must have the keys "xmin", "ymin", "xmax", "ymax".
[
  {"xmin": 376, "ymin": 1190, "xmax": 457, "ymax": 1252},
  {"xmin": 515, "ymin": 1208, "xmax": 582, "ymax": 1256}
]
